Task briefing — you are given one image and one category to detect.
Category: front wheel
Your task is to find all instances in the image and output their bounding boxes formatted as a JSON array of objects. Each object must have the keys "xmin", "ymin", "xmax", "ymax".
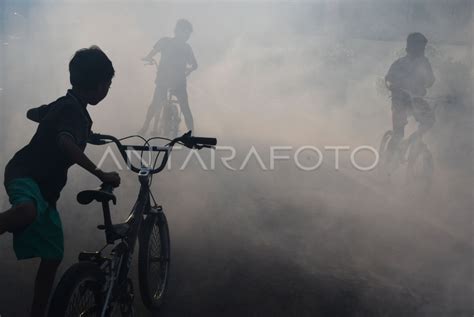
[
  {"xmin": 138, "ymin": 212, "xmax": 170, "ymax": 310},
  {"xmin": 48, "ymin": 262, "xmax": 104, "ymax": 317},
  {"xmin": 378, "ymin": 130, "xmax": 394, "ymax": 175},
  {"xmin": 379, "ymin": 130, "xmax": 393, "ymax": 159}
]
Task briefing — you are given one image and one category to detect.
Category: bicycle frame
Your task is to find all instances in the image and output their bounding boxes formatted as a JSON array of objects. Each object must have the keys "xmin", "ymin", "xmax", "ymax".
[{"xmin": 79, "ymin": 168, "xmax": 156, "ymax": 316}]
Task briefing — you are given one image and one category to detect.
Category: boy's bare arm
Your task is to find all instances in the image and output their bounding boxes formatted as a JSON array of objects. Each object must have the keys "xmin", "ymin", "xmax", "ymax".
[
  {"xmin": 143, "ymin": 47, "xmax": 159, "ymax": 61},
  {"xmin": 185, "ymin": 48, "xmax": 198, "ymax": 76},
  {"xmin": 143, "ymin": 39, "xmax": 163, "ymax": 61},
  {"xmin": 424, "ymin": 60, "xmax": 435, "ymax": 88},
  {"xmin": 385, "ymin": 60, "xmax": 401, "ymax": 91},
  {"xmin": 57, "ymin": 134, "xmax": 120, "ymax": 186}
]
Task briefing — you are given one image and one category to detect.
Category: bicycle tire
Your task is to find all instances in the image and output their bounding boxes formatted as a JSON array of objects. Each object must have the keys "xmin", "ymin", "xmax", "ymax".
[
  {"xmin": 406, "ymin": 140, "xmax": 434, "ymax": 189},
  {"xmin": 48, "ymin": 261, "xmax": 104, "ymax": 317},
  {"xmin": 377, "ymin": 130, "xmax": 393, "ymax": 175},
  {"xmin": 169, "ymin": 105, "xmax": 180, "ymax": 139},
  {"xmin": 160, "ymin": 104, "xmax": 170, "ymax": 137},
  {"xmin": 138, "ymin": 212, "xmax": 170, "ymax": 310},
  {"xmin": 162, "ymin": 105, "xmax": 180, "ymax": 139}
]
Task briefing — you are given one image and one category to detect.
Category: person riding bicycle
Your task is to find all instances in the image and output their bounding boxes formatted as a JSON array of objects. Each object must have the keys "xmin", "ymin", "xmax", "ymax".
[
  {"xmin": 0, "ymin": 46, "xmax": 120, "ymax": 317},
  {"xmin": 385, "ymin": 32, "xmax": 436, "ymax": 155},
  {"xmin": 139, "ymin": 19, "xmax": 198, "ymax": 135}
]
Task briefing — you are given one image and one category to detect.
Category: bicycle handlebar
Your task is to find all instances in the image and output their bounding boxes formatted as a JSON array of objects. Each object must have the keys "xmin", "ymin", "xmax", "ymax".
[
  {"xmin": 88, "ymin": 131, "xmax": 217, "ymax": 174},
  {"xmin": 385, "ymin": 81, "xmax": 448, "ymax": 102}
]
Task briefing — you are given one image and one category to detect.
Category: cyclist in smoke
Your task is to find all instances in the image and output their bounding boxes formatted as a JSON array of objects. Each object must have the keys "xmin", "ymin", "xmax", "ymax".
[
  {"xmin": 385, "ymin": 32, "xmax": 436, "ymax": 154},
  {"xmin": 0, "ymin": 46, "xmax": 120, "ymax": 316},
  {"xmin": 139, "ymin": 19, "xmax": 198, "ymax": 135}
]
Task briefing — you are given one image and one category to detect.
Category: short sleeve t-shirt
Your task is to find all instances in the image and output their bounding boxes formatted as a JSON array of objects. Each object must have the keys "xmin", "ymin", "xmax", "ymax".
[
  {"xmin": 154, "ymin": 37, "xmax": 196, "ymax": 84},
  {"xmin": 385, "ymin": 55, "xmax": 435, "ymax": 97},
  {"xmin": 4, "ymin": 90, "xmax": 93, "ymax": 205}
]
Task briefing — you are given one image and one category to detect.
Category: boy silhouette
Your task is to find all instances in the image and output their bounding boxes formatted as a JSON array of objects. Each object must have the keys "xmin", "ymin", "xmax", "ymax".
[
  {"xmin": 139, "ymin": 19, "xmax": 198, "ymax": 135},
  {"xmin": 0, "ymin": 46, "xmax": 120, "ymax": 316},
  {"xmin": 385, "ymin": 32, "xmax": 436, "ymax": 153}
]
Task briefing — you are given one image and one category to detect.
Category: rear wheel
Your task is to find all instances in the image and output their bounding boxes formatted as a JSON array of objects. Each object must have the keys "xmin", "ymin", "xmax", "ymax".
[
  {"xmin": 169, "ymin": 104, "xmax": 181, "ymax": 139},
  {"xmin": 161, "ymin": 103, "xmax": 180, "ymax": 139},
  {"xmin": 138, "ymin": 212, "xmax": 170, "ymax": 310},
  {"xmin": 48, "ymin": 262, "xmax": 104, "ymax": 317},
  {"xmin": 379, "ymin": 131, "xmax": 392, "ymax": 161},
  {"xmin": 406, "ymin": 139, "xmax": 434, "ymax": 190}
]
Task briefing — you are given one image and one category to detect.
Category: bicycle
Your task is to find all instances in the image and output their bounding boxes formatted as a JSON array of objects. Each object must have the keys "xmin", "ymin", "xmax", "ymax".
[
  {"xmin": 378, "ymin": 88, "xmax": 436, "ymax": 189},
  {"xmin": 379, "ymin": 125, "xmax": 434, "ymax": 189},
  {"xmin": 142, "ymin": 59, "xmax": 183, "ymax": 139},
  {"xmin": 48, "ymin": 131, "xmax": 217, "ymax": 317}
]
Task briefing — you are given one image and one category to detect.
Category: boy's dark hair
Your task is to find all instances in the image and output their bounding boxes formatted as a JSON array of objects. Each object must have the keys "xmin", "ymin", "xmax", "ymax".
[
  {"xmin": 69, "ymin": 46, "xmax": 115, "ymax": 90},
  {"xmin": 407, "ymin": 32, "xmax": 428, "ymax": 47},
  {"xmin": 175, "ymin": 19, "xmax": 193, "ymax": 33}
]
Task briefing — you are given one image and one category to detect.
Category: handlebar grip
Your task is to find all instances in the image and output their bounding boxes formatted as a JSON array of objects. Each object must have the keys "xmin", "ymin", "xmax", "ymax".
[{"xmin": 190, "ymin": 137, "xmax": 217, "ymax": 146}]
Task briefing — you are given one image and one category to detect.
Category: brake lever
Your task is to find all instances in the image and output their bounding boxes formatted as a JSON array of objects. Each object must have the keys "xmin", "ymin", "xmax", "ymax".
[{"xmin": 177, "ymin": 131, "xmax": 193, "ymax": 148}]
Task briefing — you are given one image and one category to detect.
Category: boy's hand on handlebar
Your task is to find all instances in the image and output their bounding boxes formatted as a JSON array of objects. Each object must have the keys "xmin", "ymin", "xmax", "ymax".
[{"xmin": 96, "ymin": 169, "xmax": 121, "ymax": 188}]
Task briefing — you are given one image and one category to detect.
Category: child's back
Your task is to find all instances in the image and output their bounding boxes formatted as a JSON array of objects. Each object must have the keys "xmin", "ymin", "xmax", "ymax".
[
  {"xmin": 386, "ymin": 54, "xmax": 434, "ymax": 97},
  {"xmin": 5, "ymin": 93, "xmax": 92, "ymax": 205}
]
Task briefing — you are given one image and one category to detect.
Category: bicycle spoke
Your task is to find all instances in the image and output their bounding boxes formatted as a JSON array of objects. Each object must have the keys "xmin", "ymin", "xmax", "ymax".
[
  {"xmin": 150, "ymin": 256, "xmax": 161, "ymax": 262},
  {"xmin": 66, "ymin": 280, "xmax": 98, "ymax": 316}
]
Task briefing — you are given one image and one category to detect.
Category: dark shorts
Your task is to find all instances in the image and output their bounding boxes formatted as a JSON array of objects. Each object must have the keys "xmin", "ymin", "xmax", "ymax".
[
  {"xmin": 5, "ymin": 178, "xmax": 64, "ymax": 260},
  {"xmin": 151, "ymin": 79, "xmax": 193, "ymax": 130},
  {"xmin": 152, "ymin": 78, "xmax": 188, "ymax": 106}
]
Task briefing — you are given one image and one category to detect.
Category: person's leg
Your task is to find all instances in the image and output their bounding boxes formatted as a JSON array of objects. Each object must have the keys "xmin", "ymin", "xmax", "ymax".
[
  {"xmin": 413, "ymin": 98, "xmax": 435, "ymax": 136},
  {"xmin": 3, "ymin": 178, "xmax": 62, "ymax": 316},
  {"xmin": 140, "ymin": 84, "xmax": 167, "ymax": 134},
  {"xmin": 31, "ymin": 258, "xmax": 61, "ymax": 317},
  {"xmin": 388, "ymin": 101, "xmax": 408, "ymax": 154},
  {"xmin": 0, "ymin": 202, "xmax": 36, "ymax": 235},
  {"xmin": 176, "ymin": 87, "xmax": 194, "ymax": 132},
  {"xmin": 152, "ymin": 84, "xmax": 169, "ymax": 133}
]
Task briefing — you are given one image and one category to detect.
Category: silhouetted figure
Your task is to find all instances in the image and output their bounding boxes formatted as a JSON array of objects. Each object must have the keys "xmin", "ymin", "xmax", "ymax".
[
  {"xmin": 0, "ymin": 46, "xmax": 120, "ymax": 317},
  {"xmin": 385, "ymin": 32, "xmax": 436, "ymax": 153},
  {"xmin": 139, "ymin": 19, "xmax": 198, "ymax": 135}
]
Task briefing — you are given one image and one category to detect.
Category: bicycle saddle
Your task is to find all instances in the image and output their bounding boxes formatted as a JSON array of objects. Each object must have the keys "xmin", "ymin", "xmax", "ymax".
[{"xmin": 77, "ymin": 187, "xmax": 117, "ymax": 205}]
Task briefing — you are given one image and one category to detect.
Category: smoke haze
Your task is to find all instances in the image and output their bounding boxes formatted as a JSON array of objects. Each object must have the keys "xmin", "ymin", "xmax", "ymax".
[{"xmin": 0, "ymin": 1, "xmax": 472, "ymax": 316}]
